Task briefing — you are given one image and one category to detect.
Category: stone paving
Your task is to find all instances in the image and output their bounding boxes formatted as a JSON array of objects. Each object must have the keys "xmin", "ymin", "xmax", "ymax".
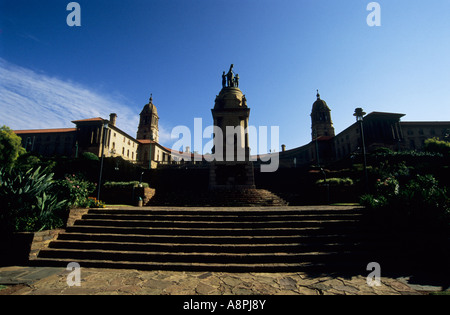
[{"xmin": 0, "ymin": 266, "xmax": 432, "ymax": 295}]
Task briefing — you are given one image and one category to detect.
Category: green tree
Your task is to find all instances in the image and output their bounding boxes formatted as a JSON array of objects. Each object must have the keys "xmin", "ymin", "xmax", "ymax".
[{"xmin": 0, "ymin": 126, "xmax": 26, "ymax": 168}]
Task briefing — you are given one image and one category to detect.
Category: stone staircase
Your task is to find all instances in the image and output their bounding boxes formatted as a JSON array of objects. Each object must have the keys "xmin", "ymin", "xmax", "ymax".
[
  {"xmin": 33, "ymin": 206, "xmax": 401, "ymax": 273},
  {"xmin": 147, "ymin": 189, "xmax": 289, "ymax": 207}
]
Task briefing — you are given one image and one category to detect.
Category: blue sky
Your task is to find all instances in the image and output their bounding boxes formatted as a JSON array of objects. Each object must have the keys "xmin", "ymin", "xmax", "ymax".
[{"xmin": 1, "ymin": 0, "xmax": 450, "ymax": 153}]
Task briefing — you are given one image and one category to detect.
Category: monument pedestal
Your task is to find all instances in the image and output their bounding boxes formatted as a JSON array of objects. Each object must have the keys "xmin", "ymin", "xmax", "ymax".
[{"xmin": 209, "ymin": 161, "xmax": 255, "ymax": 190}]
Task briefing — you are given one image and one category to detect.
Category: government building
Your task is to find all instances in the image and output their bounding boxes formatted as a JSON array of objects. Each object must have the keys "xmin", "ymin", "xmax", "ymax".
[
  {"xmin": 14, "ymin": 77, "xmax": 450, "ymax": 171},
  {"xmin": 274, "ymin": 91, "xmax": 449, "ymax": 169}
]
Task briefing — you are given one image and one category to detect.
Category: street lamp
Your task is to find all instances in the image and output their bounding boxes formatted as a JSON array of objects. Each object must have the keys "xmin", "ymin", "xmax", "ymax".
[
  {"xmin": 97, "ymin": 122, "xmax": 109, "ymax": 200},
  {"xmin": 353, "ymin": 108, "xmax": 369, "ymax": 192},
  {"xmin": 313, "ymin": 128, "xmax": 320, "ymax": 168}
]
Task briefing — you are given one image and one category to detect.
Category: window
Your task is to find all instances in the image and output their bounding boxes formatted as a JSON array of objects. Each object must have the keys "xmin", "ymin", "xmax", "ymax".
[
  {"xmin": 407, "ymin": 129, "xmax": 414, "ymax": 136},
  {"xmin": 418, "ymin": 129, "xmax": 424, "ymax": 135},
  {"xmin": 122, "ymin": 147, "xmax": 125, "ymax": 155}
]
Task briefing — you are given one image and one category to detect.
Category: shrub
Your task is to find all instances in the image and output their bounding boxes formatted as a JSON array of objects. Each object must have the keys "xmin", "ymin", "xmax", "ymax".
[
  {"xmin": 424, "ymin": 137, "xmax": 450, "ymax": 157},
  {"xmin": 52, "ymin": 174, "xmax": 96, "ymax": 208},
  {"xmin": 15, "ymin": 192, "xmax": 68, "ymax": 232},
  {"xmin": 371, "ymin": 161, "xmax": 410, "ymax": 181},
  {"xmin": 15, "ymin": 152, "xmax": 55, "ymax": 173},
  {"xmin": 0, "ymin": 167, "xmax": 68, "ymax": 232},
  {"xmin": 360, "ymin": 174, "xmax": 449, "ymax": 230},
  {"xmin": 375, "ymin": 177, "xmax": 399, "ymax": 198},
  {"xmin": 86, "ymin": 197, "xmax": 106, "ymax": 208},
  {"xmin": 399, "ymin": 174, "xmax": 449, "ymax": 223},
  {"xmin": 316, "ymin": 178, "xmax": 354, "ymax": 186},
  {"xmin": 81, "ymin": 152, "xmax": 99, "ymax": 161},
  {"xmin": 104, "ymin": 181, "xmax": 149, "ymax": 188},
  {"xmin": 359, "ymin": 194, "xmax": 388, "ymax": 209}
]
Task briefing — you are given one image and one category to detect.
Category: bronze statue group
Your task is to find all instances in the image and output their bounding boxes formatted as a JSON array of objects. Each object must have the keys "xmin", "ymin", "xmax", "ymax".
[{"xmin": 222, "ymin": 64, "xmax": 239, "ymax": 88}]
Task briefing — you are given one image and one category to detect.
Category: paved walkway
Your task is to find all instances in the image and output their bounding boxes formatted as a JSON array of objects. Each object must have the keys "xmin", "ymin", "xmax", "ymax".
[{"xmin": 1, "ymin": 265, "xmax": 444, "ymax": 295}]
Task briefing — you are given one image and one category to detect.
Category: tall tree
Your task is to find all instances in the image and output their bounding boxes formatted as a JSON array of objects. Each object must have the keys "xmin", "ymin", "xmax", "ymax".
[{"xmin": 0, "ymin": 126, "xmax": 26, "ymax": 168}]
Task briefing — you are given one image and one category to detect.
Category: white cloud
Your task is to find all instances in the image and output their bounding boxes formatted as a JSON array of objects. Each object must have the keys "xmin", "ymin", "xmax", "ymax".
[
  {"xmin": 157, "ymin": 123, "xmax": 174, "ymax": 147},
  {"xmin": 0, "ymin": 58, "xmax": 139, "ymax": 137}
]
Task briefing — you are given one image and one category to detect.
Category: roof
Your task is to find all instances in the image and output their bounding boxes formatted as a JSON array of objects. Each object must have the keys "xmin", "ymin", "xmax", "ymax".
[
  {"xmin": 140, "ymin": 103, "xmax": 158, "ymax": 116},
  {"xmin": 315, "ymin": 135, "xmax": 334, "ymax": 141},
  {"xmin": 71, "ymin": 117, "xmax": 105, "ymax": 123},
  {"xmin": 365, "ymin": 112, "xmax": 405, "ymax": 119},
  {"xmin": 137, "ymin": 139, "xmax": 157, "ymax": 144},
  {"xmin": 312, "ymin": 98, "xmax": 331, "ymax": 112},
  {"xmin": 14, "ymin": 128, "xmax": 77, "ymax": 135},
  {"xmin": 400, "ymin": 121, "xmax": 450, "ymax": 126}
]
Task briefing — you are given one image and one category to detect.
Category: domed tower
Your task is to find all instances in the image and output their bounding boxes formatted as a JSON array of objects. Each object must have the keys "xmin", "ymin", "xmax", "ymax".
[
  {"xmin": 137, "ymin": 94, "xmax": 159, "ymax": 142},
  {"xmin": 209, "ymin": 64, "xmax": 255, "ymax": 189},
  {"xmin": 311, "ymin": 90, "xmax": 335, "ymax": 140}
]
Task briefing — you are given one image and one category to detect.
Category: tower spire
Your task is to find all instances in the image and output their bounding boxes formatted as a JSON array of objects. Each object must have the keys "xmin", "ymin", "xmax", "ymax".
[{"xmin": 316, "ymin": 89, "xmax": 320, "ymax": 100}]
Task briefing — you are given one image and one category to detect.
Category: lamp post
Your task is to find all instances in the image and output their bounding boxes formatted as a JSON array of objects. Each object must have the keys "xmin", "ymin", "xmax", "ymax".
[
  {"xmin": 354, "ymin": 108, "xmax": 369, "ymax": 192},
  {"xmin": 313, "ymin": 128, "xmax": 320, "ymax": 168},
  {"xmin": 97, "ymin": 122, "xmax": 109, "ymax": 200}
]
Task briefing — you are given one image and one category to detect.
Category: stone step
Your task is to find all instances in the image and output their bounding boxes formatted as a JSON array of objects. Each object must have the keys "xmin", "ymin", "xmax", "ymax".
[
  {"xmin": 37, "ymin": 247, "xmax": 380, "ymax": 264},
  {"xmin": 48, "ymin": 239, "xmax": 383, "ymax": 254},
  {"xmin": 82, "ymin": 212, "xmax": 363, "ymax": 222},
  {"xmin": 32, "ymin": 252, "xmax": 416, "ymax": 272},
  {"xmin": 31, "ymin": 257, "xmax": 343, "ymax": 272},
  {"xmin": 85, "ymin": 207, "xmax": 362, "ymax": 213},
  {"xmin": 57, "ymin": 232, "xmax": 380, "ymax": 245},
  {"xmin": 72, "ymin": 218, "xmax": 361, "ymax": 229},
  {"xmin": 33, "ymin": 248, "xmax": 412, "ymax": 272},
  {"xmin": 64, "ymin": 224, "xmax": 370, "ymax": 237}
]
